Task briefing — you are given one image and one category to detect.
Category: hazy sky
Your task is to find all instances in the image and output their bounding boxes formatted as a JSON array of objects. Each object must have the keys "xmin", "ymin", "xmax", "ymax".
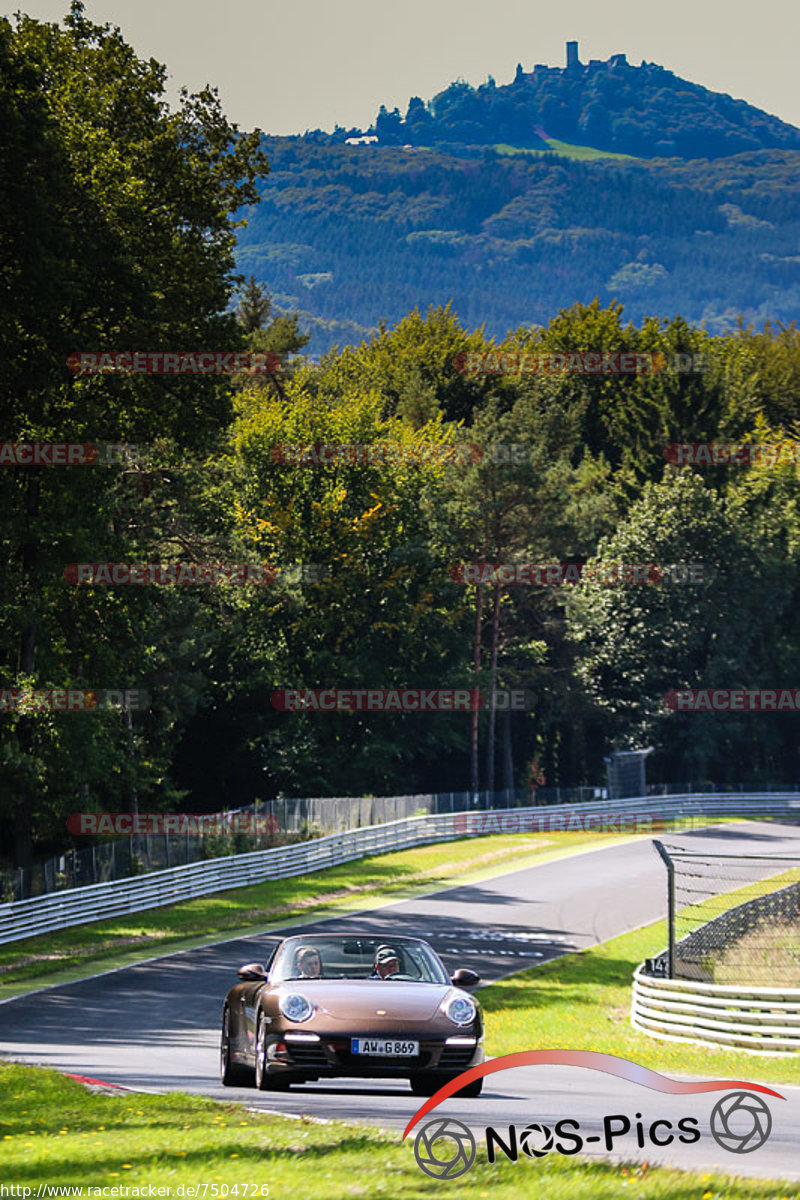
[{"xmin": 9, "ymin": 0, "xmax": 800, "ymax": 134}]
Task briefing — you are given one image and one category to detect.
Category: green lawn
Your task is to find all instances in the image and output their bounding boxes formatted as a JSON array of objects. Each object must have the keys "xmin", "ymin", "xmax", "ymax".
[
  {"xmin": 495, "ymin": 139, "xmax": 639, "ymax": 162},
  {"xmin": 0, "ymin": 830, "xmax": 637, "ymax": 999},
  {"xmin": 0, "ymin": 1063, "xmax": 795, "ymax": 1198},
  {"xmin": 712, "ymin": 916, "xmax": 800, "ymax": 986},
  {"xmin": 482, "ymin": 920, "xmax": 800, "ymax": 1083}
]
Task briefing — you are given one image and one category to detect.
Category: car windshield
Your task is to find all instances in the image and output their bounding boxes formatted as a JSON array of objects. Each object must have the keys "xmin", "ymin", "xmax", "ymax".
[{"xmin": 271, "ymin": 935, "xmax": 450, "ymax": 983}]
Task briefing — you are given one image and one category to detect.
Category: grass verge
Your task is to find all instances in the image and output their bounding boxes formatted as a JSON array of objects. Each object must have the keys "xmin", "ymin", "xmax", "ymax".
[
  {"xmin": 0, "ymin": 1062, "xmax": 796, "ymax": 1198},
  {"xmin": 481, "ymin": 920, "xmax": 800, "ymax": 1084},
  {"xmin": 676, "ymin": 867, "xmax": 800, "ymax": 986},
  {"xmin": 712, "ymin": 917, "xmax": 800, "ymax": 986},
  {"xmin": 0, "ymin": 831, "xmax": 638, "ymax": 1000}
]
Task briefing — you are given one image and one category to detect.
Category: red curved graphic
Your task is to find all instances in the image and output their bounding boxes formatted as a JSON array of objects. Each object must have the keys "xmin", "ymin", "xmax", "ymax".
[{"xmin": 402, "ymin": 1049, "xmax": 785, "ymax": 1138}]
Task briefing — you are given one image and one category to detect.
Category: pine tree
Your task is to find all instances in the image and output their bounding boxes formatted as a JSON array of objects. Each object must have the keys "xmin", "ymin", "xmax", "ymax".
[{"xmin": 237, "ymin": 275, "xmax": 272, "ymax": 332}]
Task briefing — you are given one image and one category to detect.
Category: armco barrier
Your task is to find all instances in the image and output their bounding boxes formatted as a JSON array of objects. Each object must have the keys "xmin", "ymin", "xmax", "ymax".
[
  {"xmin": 1, "ymin": 793, "xmax": 798, "ymax": 946},
  {"xmin": 632, "ymin": 966, "xmax": 800, "ymax": 1054},
  {"xmin": 10, "ymin": 783, "xmax": 796, "ymax": 901}
]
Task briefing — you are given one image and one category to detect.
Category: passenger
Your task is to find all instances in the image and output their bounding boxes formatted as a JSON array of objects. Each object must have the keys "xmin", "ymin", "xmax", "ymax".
[{"xmin": 296, "ymin": 946, "xmax": 322, "ymax": 978}]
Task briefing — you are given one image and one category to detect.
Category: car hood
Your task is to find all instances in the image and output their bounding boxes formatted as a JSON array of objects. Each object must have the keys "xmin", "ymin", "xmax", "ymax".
[{"xmin": 276, "ymin": 981, "xmax": 456, "ymax": 1023}]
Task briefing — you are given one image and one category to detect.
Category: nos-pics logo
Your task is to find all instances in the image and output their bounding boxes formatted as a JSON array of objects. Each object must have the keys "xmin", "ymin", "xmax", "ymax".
[{"xmin": 405, "ymin": 1050, "xmax": 782, "ymax": 1180}]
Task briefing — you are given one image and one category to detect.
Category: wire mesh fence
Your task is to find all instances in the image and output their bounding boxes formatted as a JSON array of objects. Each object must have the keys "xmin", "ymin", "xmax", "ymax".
[
  {"xmin": 653, "ymin": 840, "xmax": 800, "ymax": 985},
  {"xmin": 4, "ymin": 780, "xmax": 798, "ymax": 903},
  {"xmin": 2, "ymin": 786, "xmax": 610, "ymax": 902}
]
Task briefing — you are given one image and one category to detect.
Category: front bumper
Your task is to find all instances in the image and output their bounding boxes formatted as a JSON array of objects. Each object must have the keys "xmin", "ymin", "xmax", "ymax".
[{"xmin": 263, "ymin": 1031, "xmax": 484, "ymax": 1078}]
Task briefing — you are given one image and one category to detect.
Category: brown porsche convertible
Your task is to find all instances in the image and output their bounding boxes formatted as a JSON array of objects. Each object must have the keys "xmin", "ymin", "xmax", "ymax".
[{"xmin": 219, "ymin": 932, "xmax": 484, "ymax": 1096}]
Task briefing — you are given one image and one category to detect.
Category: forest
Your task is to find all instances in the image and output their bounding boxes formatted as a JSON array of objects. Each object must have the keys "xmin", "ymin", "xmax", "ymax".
[
  {"xmin": 2, "ymin": 6, "xmax": 800, "ymax": 872},
  {"xmin": 237, "ymin": 138, "xmax": 800, "ymax": 357}
]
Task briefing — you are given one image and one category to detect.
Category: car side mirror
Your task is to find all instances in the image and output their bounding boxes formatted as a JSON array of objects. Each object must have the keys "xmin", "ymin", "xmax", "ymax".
[
  {"xmin": 451, "ymin": 968, "xmax": 480, "ymax": 989},
  {"xmin": 237, "ymin": 962, "xmax": 268, "ymax": 981}
]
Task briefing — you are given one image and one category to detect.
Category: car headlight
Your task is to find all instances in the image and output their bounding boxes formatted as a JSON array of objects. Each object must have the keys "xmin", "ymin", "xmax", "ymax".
[
  {"xmin": 445, "ymin": 994, "xmax": 477, "ymax": 1026},
  {"xmin": 279, "ymin": 993, "xmax": 314, "ymax": 1023}
]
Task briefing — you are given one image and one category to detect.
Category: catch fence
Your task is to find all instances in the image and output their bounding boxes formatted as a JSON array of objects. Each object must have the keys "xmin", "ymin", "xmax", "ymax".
[
  {"xmin": 650, "ymin": 841, "xmax": 800, "ymax": 985},
  {"xmin": 5, "ymin": 781, "xmax": 794, "ymax": 903},
  {"xmin": 4, "ymin": 786, "xmax": 606, "ymax": 902},
  {"xmin": 2, "ymin": 793, "xmax": 800, "ymax": 946}
]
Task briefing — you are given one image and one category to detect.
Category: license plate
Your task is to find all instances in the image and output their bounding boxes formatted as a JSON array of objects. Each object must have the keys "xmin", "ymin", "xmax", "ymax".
[{"xmin": 352, "ymin": 1038, "xmax": 419, "ymax": 1056}]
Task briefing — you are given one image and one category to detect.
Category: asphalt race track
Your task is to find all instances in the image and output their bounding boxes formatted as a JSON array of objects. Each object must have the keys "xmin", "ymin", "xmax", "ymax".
[{"xmin": 2, "ymin": 821, "xmax": 800, "ymax": 1181}]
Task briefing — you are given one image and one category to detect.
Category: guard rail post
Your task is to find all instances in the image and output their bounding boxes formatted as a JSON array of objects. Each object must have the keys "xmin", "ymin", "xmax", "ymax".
[{"xmin": 652, "ymin": 839, "xmax": 675, "ymax": 978}]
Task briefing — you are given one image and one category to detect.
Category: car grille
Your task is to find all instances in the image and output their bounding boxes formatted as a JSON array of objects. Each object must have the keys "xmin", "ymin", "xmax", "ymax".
[
  {"xmin": 438, "ymin": 1045, "xmax": 476, "ymax": 1069},
  {"xmin": 286, "ymin": 1036, "xmax": 441, "ymax": 1071},
  {"xmin": 284, "ymin": 1043, "xmax": 329, "ymax": 1068}
]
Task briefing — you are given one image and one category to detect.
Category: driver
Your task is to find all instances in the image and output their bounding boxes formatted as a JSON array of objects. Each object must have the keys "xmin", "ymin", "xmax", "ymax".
[{"xmin": 372, "ymin": 945, "xmax": 401, "ymax": 979}]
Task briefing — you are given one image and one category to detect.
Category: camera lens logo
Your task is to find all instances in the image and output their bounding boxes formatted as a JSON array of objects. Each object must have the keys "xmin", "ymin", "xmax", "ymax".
[
  {"xmin": 710, "ymin": 1092, "xmax": 772, "ymax": 1154},
  {"xmin": 414, "ymin": 1117, "xmax": 476, "ymax": 1179},
  {"xmin": 519, "ymin": 1122, "xmax": 554, "ymax": 1157}
]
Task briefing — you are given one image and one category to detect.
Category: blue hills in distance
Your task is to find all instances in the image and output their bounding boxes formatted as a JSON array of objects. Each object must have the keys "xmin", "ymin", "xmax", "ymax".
[{"xmin": 238, "ymin": 44, "xmax": 800, "ymax": 355}]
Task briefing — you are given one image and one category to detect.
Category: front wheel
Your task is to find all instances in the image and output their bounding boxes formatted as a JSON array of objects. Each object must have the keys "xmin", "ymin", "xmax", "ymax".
[
  {"xmin": 452, "ymin": 1076, "xmax": 483, "ymax": 1097},
  {"xmin": 220, "ymin": 1007, "xmax": 254, "ymax": 1087}
]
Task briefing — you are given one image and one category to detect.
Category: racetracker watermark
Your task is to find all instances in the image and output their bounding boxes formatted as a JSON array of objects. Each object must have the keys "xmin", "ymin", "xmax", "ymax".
[
  {"xmin": 66, "ymin": 812, "xmax": 280, "ymax": 836},
  {"xmin": 453, "ymin": 351, "xmax": 709, "ymax": 376},
  {"xmin": 64, "ymin": 563, "xmax": 326, "ymax": 586},
  {"xmin": 270, "ymin": 688, "xmax": 535, "ymax": 712},
  {"xmin": 270, "ymin": 442, "xmax": 536, "ymax": 466},
  {"xmin": 1, "ymin": 443, "xmax": 243, "ymax": 470},
  {"xmin": 0, "ymin": 1186, "xmax": 270, "ymax": 1198},
  {"xmin": 67, "ymin": 351, "xmax": 281, "ymax": 374},
  {"xmin": 453, "ymin": 811, "xmax": 659, "ymax": 835},
  {"xmin": 65, "ymin": 562, "xmax": 282, "ymax": 586},
  {"xmin": 0, "ymin": 442, "xmax": 153, "ymax": 466},
  {"xmin": 269, "ymin": 442, "xmax": 484, "ymax": 466},
  {"xmin": 665, "ymin": 688, "xmax": 800, "ymax": 712},
  {"xmin": 665, "ymin": 442, "xmax": 800, "ymax": 466},
  {"xmin": 450, "ymin": 562, "xmax": 662, "ymax": 585},
  {"xmin": 0, "ymin": 443, "xmax": 98, "ymax": 465},
  {"xmin": 0, "ymin": 688, "xmax": 149, "ymax": 713},
  {"xmin": 403, "ymin": 1050, "xmax": 783, "ymax": 1180}
]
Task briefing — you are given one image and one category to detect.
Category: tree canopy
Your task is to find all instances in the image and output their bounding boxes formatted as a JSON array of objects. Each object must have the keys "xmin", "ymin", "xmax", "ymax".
[{"xmin": 2, "ymin": 6, "xmax": 800, "ymax": 878}]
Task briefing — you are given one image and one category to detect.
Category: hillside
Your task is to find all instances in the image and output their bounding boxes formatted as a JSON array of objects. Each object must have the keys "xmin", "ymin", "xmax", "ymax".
[
  {"xmin": 308, "ymin": 43, "xmax": 800, "ymax": 160},
  {"xmin": 236, "ymin": 141, "xmax": 800, "ymax": 356},
  {"xmin": 236, "ymin": 45, "xmax": 800, "ymax": 357}
]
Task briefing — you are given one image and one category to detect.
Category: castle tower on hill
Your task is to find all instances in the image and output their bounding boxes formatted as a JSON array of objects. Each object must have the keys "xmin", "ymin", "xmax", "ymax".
[{"xmin": 566, "ymin": 40, "xmax": 579, "ymax": 68}]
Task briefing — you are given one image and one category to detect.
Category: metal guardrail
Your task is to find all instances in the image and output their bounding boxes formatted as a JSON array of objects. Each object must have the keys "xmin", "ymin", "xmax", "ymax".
[
  {"xmin": 0, "ymin": 813, "xmax": 455, "ymax": 946},
  {"xmin": 631, "ymin": 966, "xmax": 800, "ymax": 1053},
  {"xmin": 1, "ymin": 793, "xmax": 799, "ymax": 946},
  {"xmin": 5, "ymin": 786, "xmax": 607, "ymax": 901},
  {"xmin": 14, "ymin": 780, "xmax": 794, "ymax": 902}
]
